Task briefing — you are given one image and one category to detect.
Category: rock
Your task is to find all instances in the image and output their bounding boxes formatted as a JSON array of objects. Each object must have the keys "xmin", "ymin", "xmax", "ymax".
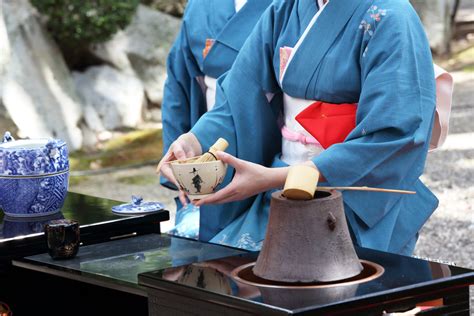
[
  {"xmin": 144, "ymin": 107, "xmax": 162, "ymax": 123},
  {"xmin": 1, "ymin": 0, "xmax": 83, "ymax": 150},
  {"xmin": 0, "ymin": 103, "xmax": 17, "ymax": 136},
  {"xmin": 144, "ymin": 0, "xmax": 187, "ymax": 17},
  {"xmin": 83, "ymin": 103, "xmax": 106, "ymax": 133},
  {"xmin": 0, "ymin": 4, "xmax": 16, "ymax": 134},
  {"xmin": 79, "ymin": 122, "xmax": 99, "ymax": 149},
  {"xmin": 410, "ymin": 0, "xmax": 456, "ymax": 55},
  {"xmin": 0, "ymin": 2, "xmax": 10, "ymax": 80},
  {"xmin": 128, "ymin": 54, "xmax": 167, "ymax": 106},
  {"xmin": 73, "ymin": 65, "xmax": 145, "ymax": 130},
  {"xmin": 90, "ymin": 5, "xmax": 181, "ymax": 104}
]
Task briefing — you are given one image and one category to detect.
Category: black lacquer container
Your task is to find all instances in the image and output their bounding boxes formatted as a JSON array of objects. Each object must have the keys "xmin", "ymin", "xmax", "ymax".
[{"xmin": 44, "ymin": 219, "xmax": 80, "ymax": 260}]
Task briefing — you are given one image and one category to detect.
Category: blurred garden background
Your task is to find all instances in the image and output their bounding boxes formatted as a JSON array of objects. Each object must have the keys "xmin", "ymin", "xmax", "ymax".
[{"xmin": 0, "ymin": 0, "xmax": 472, "ymax": 268}]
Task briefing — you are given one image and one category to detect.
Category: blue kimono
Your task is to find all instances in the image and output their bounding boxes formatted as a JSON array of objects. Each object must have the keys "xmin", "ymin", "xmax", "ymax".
[
  {"xmin": 161, "ymin": 0, "xmax": 273, "ymax": 238},
  {"xmin": 191, "ymin": 0, "xmax": 438, "ymax": 255}
]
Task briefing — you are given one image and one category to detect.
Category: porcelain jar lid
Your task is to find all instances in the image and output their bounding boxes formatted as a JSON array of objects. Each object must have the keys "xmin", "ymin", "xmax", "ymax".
[
  {"xmin": 0, "ymin": 131, "xmax": 69, "ymax": 176},
  {"xmin": 112, "ymin": 196, "xmax": 165, "ymax": 216}
]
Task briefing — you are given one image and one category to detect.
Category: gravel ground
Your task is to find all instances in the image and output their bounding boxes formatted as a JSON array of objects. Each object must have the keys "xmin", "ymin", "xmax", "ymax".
[
  {"xmin": 415, "ymin": 70, "xmax": 474, "ymax": 269},
  {"xmin": 70, "ymin": 70, "xmax": 474, "ymax": 269}
]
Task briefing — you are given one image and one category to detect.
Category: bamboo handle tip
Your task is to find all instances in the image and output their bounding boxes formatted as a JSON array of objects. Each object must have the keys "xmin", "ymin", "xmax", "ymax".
[{"xmin": 211, "ymin": 138, "xmax": 229, "ymax": 152}]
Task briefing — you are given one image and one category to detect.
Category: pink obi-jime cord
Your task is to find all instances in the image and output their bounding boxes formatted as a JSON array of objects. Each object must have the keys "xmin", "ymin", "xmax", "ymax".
[{"xmin": 281, "ymin": 125, "xmax": 323, "ymax": 147}]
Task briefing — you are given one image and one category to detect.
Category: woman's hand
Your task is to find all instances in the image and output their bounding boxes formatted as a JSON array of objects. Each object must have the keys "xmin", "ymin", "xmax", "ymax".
[
  {"xmin": 157, "ymin": 133, "xmax": 202, "ymax": 205},
  {"xmin": 194, "ymin": 152, "xmax": 287, "ymax": 206},
  {"xmin": 193, "ymin": 152, "xmax": 326, "ymax": 206}
]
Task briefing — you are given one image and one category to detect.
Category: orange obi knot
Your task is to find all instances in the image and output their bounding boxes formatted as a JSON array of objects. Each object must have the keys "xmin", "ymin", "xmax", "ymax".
[
  {"xmin": 295, "ymin": 101, "xmax": 357, "ymax": 149},
  {"xmin": 203, "ymin": 38, "xmax": 215, "ymax": 58}
]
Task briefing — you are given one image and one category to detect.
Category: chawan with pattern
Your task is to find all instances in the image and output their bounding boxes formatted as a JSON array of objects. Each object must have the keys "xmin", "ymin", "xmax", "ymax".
[
  {"xmin": 170, "ymin": 157, "xmax": 227, "ymax": 200},
  {"xmin": 0, "ymin": 132, "xmax": 69, "ymax": 217}
]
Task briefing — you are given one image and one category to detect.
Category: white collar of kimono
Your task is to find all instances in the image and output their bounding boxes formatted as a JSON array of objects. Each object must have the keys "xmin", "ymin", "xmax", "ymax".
[
  {"xmin": 235, "ymin": 0, "xmax": 248, "ymax": 12},
  {"xmin": 280, "ymin": 0, "xmax": 330, "ymax": 84}
]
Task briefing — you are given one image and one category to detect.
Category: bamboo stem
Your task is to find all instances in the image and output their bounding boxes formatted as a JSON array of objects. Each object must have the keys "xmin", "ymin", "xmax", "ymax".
[
  {"xmin": 318, "ymin": 186, "xmax": 416, "ymax": 195},
  {"xmin": 195, "ymin": 138, "xmax": 229, "ymax": 163}
]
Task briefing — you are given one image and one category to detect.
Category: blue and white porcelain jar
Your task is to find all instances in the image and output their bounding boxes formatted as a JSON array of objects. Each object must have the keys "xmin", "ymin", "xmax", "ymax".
[{"xmin": 0, "ymin": 132, "xmax": 69, "ymax": 217}]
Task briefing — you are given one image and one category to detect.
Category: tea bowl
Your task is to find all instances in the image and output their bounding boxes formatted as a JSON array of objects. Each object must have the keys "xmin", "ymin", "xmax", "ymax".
[
  {"xmin": 0, "ymin": 132, "xmax": 69, "ymax": 217},
  {"xmin": 170, "ymin": 157, "xmax": 227, "ymax": 200}
]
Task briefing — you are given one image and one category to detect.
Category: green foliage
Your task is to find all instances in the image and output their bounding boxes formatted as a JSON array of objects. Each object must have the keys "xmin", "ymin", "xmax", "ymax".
[{"xmin": 31, "ymin": 0, "xmax": 139, "ymax": 45}]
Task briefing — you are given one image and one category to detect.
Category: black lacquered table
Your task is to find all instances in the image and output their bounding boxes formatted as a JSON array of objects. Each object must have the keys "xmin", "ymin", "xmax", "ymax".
[
  {"xmin": 0, "ymin": 192, "xmax": 169, "ymax": 265},
  {"xmin": 0, "ymin": 192, "xmax": 170, "ymax": 315},
  {"xmin": 13, "ymin": 234, "xmax": 246, "ymax": 296},
  {"xmin": 10, "ymin": 234, "xmax": 246, "ymax": 315},
  {"xmin": 7, "ymin": 231, "xmax": 474, "ymax": 316},
  {"xmin": 4, "ymin": 193, "xmax": 473, "ymax": 315},
  {"xmin": 139, "ymin": 248, "xmax": 474, "ymax": 315}
]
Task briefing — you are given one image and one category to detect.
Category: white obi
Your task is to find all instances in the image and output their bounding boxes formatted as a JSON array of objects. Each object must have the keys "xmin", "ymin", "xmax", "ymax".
[
  {"xmin": 281, "ymin": 94, "xmax": 324, "ymax": 165},
  {"xmin": 204, "ymin": 75, "xmax": 217, "ymax": 111},
  {"xmin": 280, "ymin": 0, "xmax": 329, "ymax": 166}
]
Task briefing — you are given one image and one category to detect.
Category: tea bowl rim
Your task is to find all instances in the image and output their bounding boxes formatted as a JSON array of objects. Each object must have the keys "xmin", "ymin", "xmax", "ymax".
[{"xmin": 169, "ymin": 156, "xmax": 227, "ymax": 167}]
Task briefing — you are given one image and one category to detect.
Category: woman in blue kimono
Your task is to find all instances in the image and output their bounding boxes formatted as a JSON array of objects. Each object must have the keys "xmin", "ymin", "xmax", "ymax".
[
  {"xmin": 161, "ymin": 0, "xmax": 272, "ymax": 239},
  {"xmin": 160, "ymin": 0, "xmax": 439, "ymax": 255}
]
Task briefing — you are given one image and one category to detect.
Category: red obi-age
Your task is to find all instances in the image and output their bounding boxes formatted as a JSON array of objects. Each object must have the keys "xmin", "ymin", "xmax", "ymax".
[{"xmin": 295, "ymin": 101, "xmax": 357, "ymax": 149}]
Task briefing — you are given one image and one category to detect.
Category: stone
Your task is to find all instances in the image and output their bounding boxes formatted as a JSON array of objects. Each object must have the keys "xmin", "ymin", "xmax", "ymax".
[
  {"xmin": 0, "ymin": 2, "xmax": 10, "ymax": 80},
  {"xmin": 73, "ymin": 65, "xmax": 145, "ymax": 130},
  {"xmin": 1, "ymin": 0, "xmax": 83, "ymax": 150},
  {"xmin": 410, "ymin": 0, "xmax": 456, "ymax": 55},
  {"xmin": 145, "ymin": 0, "xmax": 187, "ymax": 17},
  {"xmin": 90, "ymin": 5, "xmax": 181, "ymax": 104},
  {"xmin": 79, "ymin": 122, "xmax": 99, "ymax": 149},
  {"xmin": 128, "ymin": 54, "xmax": 167, "ymax": 106},
  {"xmin": 82, "ymin": 103, "xmax": 106, "ymax": 133}
]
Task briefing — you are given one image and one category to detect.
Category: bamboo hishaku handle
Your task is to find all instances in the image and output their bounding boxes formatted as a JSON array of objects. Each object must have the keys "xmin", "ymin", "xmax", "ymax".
[
  {"xmin": 282, "ymin": 165, "xmax": 416, "ymax": 200},
  {"xmin": 318, "ymin": 186, "xmax": 416, "ymax": 195}
]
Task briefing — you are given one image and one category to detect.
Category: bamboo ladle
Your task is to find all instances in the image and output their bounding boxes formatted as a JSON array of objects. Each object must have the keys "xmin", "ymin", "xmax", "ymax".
[{"xmin": 283, "ymin": 165, "xmax": 415, "ymax": 200}]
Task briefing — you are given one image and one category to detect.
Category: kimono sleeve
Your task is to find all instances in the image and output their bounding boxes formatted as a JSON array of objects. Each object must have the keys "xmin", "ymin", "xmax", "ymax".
[
  {"xmin": 162, "ymin": 22, "xmax": 196, "ymax": 155},
  {"xmin": 161, "ymin": 17, "xmax": 204, "ymax": 189},
  {"xmin": 312, "ymin": 5, "xmax": 437, "ymax": 228},
  {"xmin": 191, "ymin": 3, "xmax": 281, "ymax": 162}
]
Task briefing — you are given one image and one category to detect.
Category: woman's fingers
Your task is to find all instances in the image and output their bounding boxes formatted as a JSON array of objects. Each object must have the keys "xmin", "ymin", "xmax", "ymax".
[
  {"xmin": 175, "ymin": 132, "xmax": 202, "ymax": 160},
  {"xmin": 160, "ymin": 162, "xmax": 177, "ymax": 185},
  {"xmin": 195, "ymin": 152, "xmax": 270, "ymax": 206},
  {"xmin": 159, "ymin": 161, "xmax": 187, "ymax": 206},
  {"xmin": 156, "ymin": 133, "xmax": 204, "ymax": 206},
  {"xmin": 194, "ymin": 189, "xmax": 238, "ymax": 206},
  {"xmin": 194, "ymin": 177, "xmax": 241, "ymax": 205},
  {"xmin": 156, "ymin": 150, "xmax": 175, "ymax": 174},
  {"xmin": 216, "ymin": 151, "xmax": 242, "ymax": 169},
  {"xmin": 158, "ymin": 134, "xmax": 199, "ymax": 181},
  {"xmin": 172, "ymin": 140, "xmax": 190, "ymax": 160},
  {"xmin": 192, "ymin": 152, "xmax": 241, "ymax": 206},
  {"xmin": 178, "ymin": 189, "xmax": 188, "ymax": 206}
]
